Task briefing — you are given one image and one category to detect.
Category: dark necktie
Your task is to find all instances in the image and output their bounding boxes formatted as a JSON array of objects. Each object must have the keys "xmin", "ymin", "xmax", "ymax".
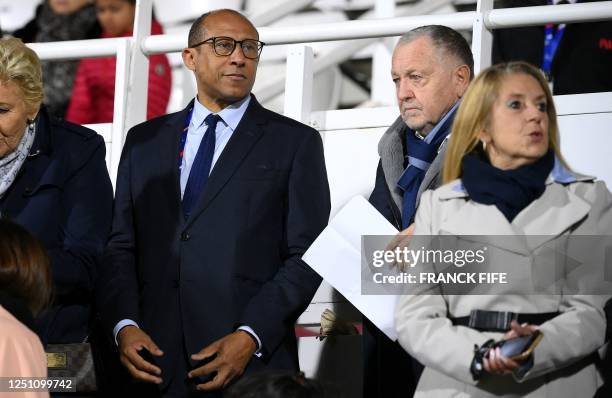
[{"xmin": 182, "ymin": 113, "xmax": 221, "ymax": 219}]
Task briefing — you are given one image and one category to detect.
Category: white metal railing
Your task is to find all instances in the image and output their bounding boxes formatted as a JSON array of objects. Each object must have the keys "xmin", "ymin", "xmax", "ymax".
[
  {"xmin": 28, "ymin": 2, "xmax": 612, "ymax": 57},
  {"xmin": 143, "ymin": 1, "xmax": 612, "ymax": 52},
  {"xmin": 29, "ymin": 38, "xmax": 131, "ymax": 184},
  {"xmin": 24, "ymin": 0, "xmax": 612, "ymax": 183},
  {"xmin": 257, "ymin": 0, "xmax": 454, "ymax": 104}
]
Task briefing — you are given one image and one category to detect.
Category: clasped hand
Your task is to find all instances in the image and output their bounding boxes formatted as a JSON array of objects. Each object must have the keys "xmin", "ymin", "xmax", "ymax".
[
  {"xmin": 188, "ymin": 330, "xmax": 257, "ymax": 391},
  {"xmin": 118, "ymin": 326, "xmax": 257, "ymax": 391}
]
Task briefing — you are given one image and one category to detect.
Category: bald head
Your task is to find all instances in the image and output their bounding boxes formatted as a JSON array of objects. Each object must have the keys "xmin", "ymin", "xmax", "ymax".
[{"xmin": 188, "ymin": 9, "xmax": 258, "ymax": 47}]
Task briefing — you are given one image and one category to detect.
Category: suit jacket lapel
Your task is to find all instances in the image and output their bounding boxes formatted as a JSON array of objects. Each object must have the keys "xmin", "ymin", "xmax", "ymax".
[
  {"xmin": 184, "ymin": 96, "xmax": 266, "ymax": 229},
  {"xmin": 160, "ymin": 101, "xmax": 192, "ymax": 222}
]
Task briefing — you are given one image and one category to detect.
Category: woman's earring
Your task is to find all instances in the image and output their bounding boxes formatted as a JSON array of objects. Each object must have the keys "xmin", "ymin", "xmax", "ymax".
[
  {"xmin": 26, "ymin": 119, "xmax": 35, "ymax": 129},
  {"xmin": 481, "ymin": 140, "xmax": 487, "ymax": 151}
]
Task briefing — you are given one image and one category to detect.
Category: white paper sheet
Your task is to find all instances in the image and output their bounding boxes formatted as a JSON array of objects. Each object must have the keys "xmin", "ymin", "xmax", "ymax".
[{"xmin": 303, "ymin": 196, "xmax": 400, "ymax": 340}]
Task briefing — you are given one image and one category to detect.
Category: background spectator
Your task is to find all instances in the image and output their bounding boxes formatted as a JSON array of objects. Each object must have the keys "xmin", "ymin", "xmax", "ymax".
[
  {"xmin": 66, "ymin": 0, "xmax": 171, "ymax": 124},
  {"xmin": 493, "ymin": 0, "xmax": 612, "ymax": 95},
  {"xmin": 13, "ymin": 0, "xmax": 101, "ymax": 118}
]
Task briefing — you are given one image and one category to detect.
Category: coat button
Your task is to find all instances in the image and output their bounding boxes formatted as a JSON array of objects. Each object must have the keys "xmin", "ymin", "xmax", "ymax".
[
  {"xmin": 24, "ymin": 187, "xmax": 32, "ymax": 195},
  {"xmin": 180, "ymin": 232, "xmax": 190, "ymax": 241}
]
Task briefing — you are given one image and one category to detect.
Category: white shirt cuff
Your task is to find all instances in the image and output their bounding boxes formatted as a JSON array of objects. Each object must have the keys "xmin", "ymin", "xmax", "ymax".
[
  {"xmin": 237, "ymin": 325, "xmax": 263, "ymax": 358},
  {"xmin": 113, "ymin": 319, "xmax": 139, "ymax": 345}
]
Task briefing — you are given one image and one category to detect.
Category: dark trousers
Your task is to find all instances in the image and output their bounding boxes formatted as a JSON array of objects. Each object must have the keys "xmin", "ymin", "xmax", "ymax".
[
  {"xmin": 362, "ymin": 317, "xmax": 423, "ymax": 398},
  {"xmin": 94, "ymin": 324, "xmax": 221, "ymax": 397}
]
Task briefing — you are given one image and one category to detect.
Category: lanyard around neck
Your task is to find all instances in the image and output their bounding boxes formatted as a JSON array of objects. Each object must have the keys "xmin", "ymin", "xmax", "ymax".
[
  {"xmin": 178, "ymin": 107, "xmax": 194, "ymax": 168},
  {"xmin": 542, "ymin": 23, "xmax": 566, "ymax": 78}
]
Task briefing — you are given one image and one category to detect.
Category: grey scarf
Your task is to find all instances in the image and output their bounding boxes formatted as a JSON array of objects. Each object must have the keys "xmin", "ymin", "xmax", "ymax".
[{"xmin": 0, "ymin": 123, "xmax": 36, "ymax": 200}]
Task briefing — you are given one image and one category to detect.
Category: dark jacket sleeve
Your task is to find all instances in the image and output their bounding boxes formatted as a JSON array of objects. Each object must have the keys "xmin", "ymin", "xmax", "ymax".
[
  {"xmin": 96, "ymin": 130, "xmax": 142, "ymax": 333},
  {"xmin": 51, "ymin": 134, "xmax": 113, "ymax": 299},
  {"xmin": 238, "ymin": 128, "xmax": 330, "ymax": 357},
  {"xmin": 369, "ymin": 160, "xmax": 401, "ymax": 229}
]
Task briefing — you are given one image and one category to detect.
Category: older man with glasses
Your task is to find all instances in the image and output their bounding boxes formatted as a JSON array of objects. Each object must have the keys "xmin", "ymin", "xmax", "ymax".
[{"xmin": 96, "ymin": 9, "xmax": 331, "ymax": 397}]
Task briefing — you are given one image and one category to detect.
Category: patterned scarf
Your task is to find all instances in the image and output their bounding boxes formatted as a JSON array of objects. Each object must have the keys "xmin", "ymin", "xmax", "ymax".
[
  {"xmin": 0, "ymin": 123, "xmax": 36, "ymax": 200},
  {"xmin": 396, "ymin": 102, "xmax": 459, "ymax": 228}
]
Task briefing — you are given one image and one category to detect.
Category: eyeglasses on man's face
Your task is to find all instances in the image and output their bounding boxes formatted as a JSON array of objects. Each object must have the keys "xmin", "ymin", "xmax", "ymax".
[{"xmin": 190, "ymin": 36, "xmax": 265, "ymax": 59}]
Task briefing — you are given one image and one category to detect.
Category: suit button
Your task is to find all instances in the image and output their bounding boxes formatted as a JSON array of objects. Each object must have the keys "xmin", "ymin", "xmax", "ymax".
[
  {"xmin": 24, "ymin": 187, "xmax": 32, "ymax": 195},
  {"xmin": 180, "ymin": 232, "xmax": 190, "ymax": 241}
]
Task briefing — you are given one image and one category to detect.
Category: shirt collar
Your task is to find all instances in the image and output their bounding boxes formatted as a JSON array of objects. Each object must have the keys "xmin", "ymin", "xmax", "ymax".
[
  {"xmin": 547, "ymin": 156, "xmax": 594, "ymax": 184},
  {"xmin": 191, "ymin": 95, "xmax": 251, "ymax": 130}
]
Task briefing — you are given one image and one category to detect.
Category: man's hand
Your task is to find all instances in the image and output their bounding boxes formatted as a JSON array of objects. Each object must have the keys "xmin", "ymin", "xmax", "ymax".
[
  {"xmin": 384, "ymin": 223, "xmax": 416, "ymax": 270},
  {"xmin": 117, "ymin": 325, "xmax": 164, "ymax": 384},
  {"xmin": 188, "ymin": 330, "xmax": 257, "ymax": 391}
]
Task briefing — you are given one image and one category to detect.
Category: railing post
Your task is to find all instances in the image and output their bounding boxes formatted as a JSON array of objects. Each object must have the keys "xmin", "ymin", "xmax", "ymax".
[
  {"xmin": 473, "ymin": 0, "xmax": 495, "ymax": 75},
  {"xmin": 123, "ymin": 0, "xmax": 152, "ymax": 134},
  {"xmin": 371, "ymin": 0, "xmax": 396, "ymax": 106},
  {"xmin": 110, "ymin": 39, "xmax": 131, "ymax": 187},
  {"xmin": 284, "ymin": 44, "xmax": 314, "ymax": 123}
]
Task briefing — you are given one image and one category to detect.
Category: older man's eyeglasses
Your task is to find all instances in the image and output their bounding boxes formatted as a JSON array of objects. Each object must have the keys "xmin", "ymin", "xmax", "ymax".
[{"xmin": 191, "ymin": 36, "xmax": 265, "ymax": 59}]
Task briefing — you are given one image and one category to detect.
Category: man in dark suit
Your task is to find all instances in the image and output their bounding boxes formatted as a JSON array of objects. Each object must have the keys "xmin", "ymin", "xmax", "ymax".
[{"xmin": 96, "ymin": 9, "xmax": 330, "ymax": 397}]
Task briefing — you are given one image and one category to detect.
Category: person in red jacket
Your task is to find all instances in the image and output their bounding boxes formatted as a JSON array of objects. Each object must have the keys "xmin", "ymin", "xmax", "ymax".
[{"xmin": 66, "ymin": 0, "xmax": 171, "ymax": 124}]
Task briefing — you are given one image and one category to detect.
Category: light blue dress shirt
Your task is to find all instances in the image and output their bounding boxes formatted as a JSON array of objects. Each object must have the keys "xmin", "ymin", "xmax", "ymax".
[{"xmin": 179, "ymin": 95, "xmax": 251, "ymax": 197}]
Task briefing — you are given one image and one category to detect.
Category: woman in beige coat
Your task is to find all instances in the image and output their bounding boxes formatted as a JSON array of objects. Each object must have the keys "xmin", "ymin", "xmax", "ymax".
[{"xmin": 394, "ymin": 61, "xmax": 611, "ymax": 397}]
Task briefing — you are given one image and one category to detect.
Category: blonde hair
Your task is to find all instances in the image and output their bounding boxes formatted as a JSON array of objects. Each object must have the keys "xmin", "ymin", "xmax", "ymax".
[
  {"xmin": 0, "ymin": 38, "xmax": 43, "ymax": 113},
  {"xmin": 443, "ymin": 61, "xmax": 567, "ymax": 184}
]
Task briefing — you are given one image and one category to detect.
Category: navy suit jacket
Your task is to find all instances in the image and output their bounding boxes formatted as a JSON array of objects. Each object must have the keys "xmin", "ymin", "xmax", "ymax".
[
  {"xmin": 0, "ymin": 106, "xmax": 113, "ymax": 344},
  {"xmin": 98, "ymin": 95, "xmax": 330, "ymax": 381}
]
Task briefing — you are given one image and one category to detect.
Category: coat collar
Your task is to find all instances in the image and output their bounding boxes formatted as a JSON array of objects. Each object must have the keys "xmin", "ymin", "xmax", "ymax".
[
  {"xmin": 378, "ymin": 114, "xmax": 454, "ymax": 215},
  {"xmin": 378, "ymin": 116, "xmax": 406, "ymax": 211},
  {"xmin": 436, "ymin": 159, "xmax": 594, "ymax": 254},
  {"xmin": 28, "ymin": 106, "xmax": 52, "ymax": 158}
]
